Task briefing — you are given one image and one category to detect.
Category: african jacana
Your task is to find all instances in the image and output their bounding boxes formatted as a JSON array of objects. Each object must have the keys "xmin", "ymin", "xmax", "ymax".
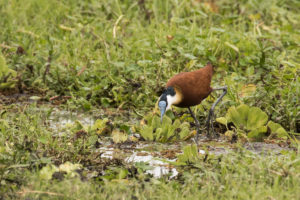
[{"xmin": 158, "ymin": 62, "xmax": 227, "ymax": 141}]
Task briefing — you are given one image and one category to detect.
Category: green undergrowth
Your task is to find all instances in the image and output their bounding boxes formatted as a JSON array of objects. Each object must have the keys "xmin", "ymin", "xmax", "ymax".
[
  {"xmin": 1, "ymin": 105, "xmax": 299, "ymax": 199},
  {"xmin": 0, "ymin": 0, "xmax": 299, "ymax": 132},
  {"xmin": 1, "ymin": 0, "xmax": 300, "ymax": 199}
]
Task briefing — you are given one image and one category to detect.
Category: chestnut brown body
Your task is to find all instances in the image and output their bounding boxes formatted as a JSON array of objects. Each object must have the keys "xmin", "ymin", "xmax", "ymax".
[{"xmin": 166, "ymin": 63, "xmax": 213, "ymax": 108}]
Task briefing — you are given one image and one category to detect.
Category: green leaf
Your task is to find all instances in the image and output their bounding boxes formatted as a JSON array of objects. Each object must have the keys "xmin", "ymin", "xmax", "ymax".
[
  {"xmin": 38, "ymin": 136, "xmax": 48, "ymax": 144},
  {"xmin": 0, "ymin": 53, "xmax": 17, "ymax": 89},
  {"xmin": 88, "ymin": 135, "xmax": 98, "ymax": 146},
  {"xmin": 179, "ymin": 127, "xmax": 191, "ymax": 140},
  {"xmin": 39, "ymin": 165, "xmax": 58, "ymax": 180},
  {"xmin": 162, "ymin": 115, "xmax": 172, "ymax": 125},
  {"xmin": 92, "ymin": 118, "xmax": 109, "ymax": 134},
  {"xmin": 59, "ymin": 162, "xmax": 82, "ymax": 174},
  {"xmin": 216, "ymin": 117, "xmax": 228, "ymax": 126},
  {"xmin": 112, "ymin": 130, "xmax": 128, "ymax": 144},
  {"xmin": 177, "ymin": 144, "xmax": 200, "ymax": 164},
  {"xmin": 267, "ymin": 121, "xmax": 288, "ymax": 138},
  {"xmin": 165, "ymin": 110, "xmax": 175, "ymax": 120},
  {"xmin": 225, "ymin": 42, "xmax": 239, "ymax": 52},
  {"xmin": 154, "ymin": 127, "xmax": 163, "ymax": 141},
  {"xmin": 248, "ymin": 126, "xmax": 267, "ymax": 140},
  {"xmin": 151, "ymin": 115, "xmax": 161, "ymax": 128},
  {"xmin": 246, "ymin": 107, "xmax": 268, "ymax": 130},
  {"xmin": 227, "ymin": 105, "xmax": 268, "ymax": 130},
  {"xmin": 118, "ymin": 169, "xmax": 128, "ymax": 179},
  {"xmin": 228, "ymin": 105, "xmax": 249, "ymax": 129},
  {"xmin": 138, "ymin": 113, "xmax": 191, "ymax": 142},
  {"xmin": 140, "ymin": 126, "xmax": 153, "ymax": 141}
]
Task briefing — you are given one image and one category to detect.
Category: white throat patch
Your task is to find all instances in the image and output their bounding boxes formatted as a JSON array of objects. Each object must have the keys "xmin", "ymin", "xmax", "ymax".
[{"xmin": 166, "ymin": 94, "xmax": 179, "ymax": 110}]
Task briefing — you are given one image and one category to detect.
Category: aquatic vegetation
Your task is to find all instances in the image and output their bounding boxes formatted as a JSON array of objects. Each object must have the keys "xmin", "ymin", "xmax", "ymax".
[
  {"xmin": 0, "ymin": 53, "xmax": 17, "ymax": 89},
  {"xmin": 0, "ymin": 0, "xmax": 299, "ymax": 199},
  {"xmin": 137, "ymin": 112, "xmax": 195, "ymax": 142},
  {"xmin": 176, "ymin": 144, "xmax": 201, "ymax": 165},
  {"xmin": 217, "ymin": 104, "xmax": 288, "ymax": 140},
  {"xmin": 40, "ymin": 162, "xmax": 82, "ymax": 180}
]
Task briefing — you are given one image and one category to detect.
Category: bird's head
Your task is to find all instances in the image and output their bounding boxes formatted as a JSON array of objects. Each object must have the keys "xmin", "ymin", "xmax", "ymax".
[{"xmin": 158, "ymin": 86, "xmax": 182, "ymax": 122}]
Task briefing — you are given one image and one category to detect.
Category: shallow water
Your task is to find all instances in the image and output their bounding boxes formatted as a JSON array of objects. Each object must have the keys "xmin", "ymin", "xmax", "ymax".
[
  {"xmin": 47, "ymin": 108, "xmax": 292, "ymax": 178},
  {"xmin": 48, "ymin": 108, "xmax": 95, "ymax": 136},
  {"xmin": 126, "ymin": 151, "xmax": 178, "ymax": 178}
]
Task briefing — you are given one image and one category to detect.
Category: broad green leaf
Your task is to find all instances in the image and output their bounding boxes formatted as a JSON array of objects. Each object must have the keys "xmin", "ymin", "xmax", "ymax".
[
  {"xmin": 162, "ymin": 115, "xmax": 172, "ymax": 125},
  {"xmin": 118, "ymin": 169, "xmax": 128, "ymax": 179},
  {"xmin": 267, "ymin": 121, "xmax": 288, "ymax": 138},
  {"xmin": 216, "ymin": 117, "xmax": 228, "ymax": 126},
  {"xmin": 246, "ymin": 107, "xmax": 268, "ymax": 130},
  {"xmin": 165, "ymin": 110, "xmax": 175, "ymax": 120},
  {"xmin": 248, "ymin": 126, "xmax": 267, "ymax": 140},
  {"xmin": 92, "ymin": 118, "xmax": 109, "ymax": 134},
  {"xmin": 39, "ymin": 136, "xmax": 48, "ymax": 144},
  {"xmin": 140, "ymin": 126, "xmax": 153, "ymax": 141},
  {"xmin": 180, "ymin": 122, "xmax": 190, "ymax": 129},
  {"xmin": 228, "ymin": 105, "xmax": 249, "ymax": 129},
  {"xmin": 179, "ymin": 127, "xmax": 192, "ymax": 140},
  {"xmin": 173, "ymin": 119, "xmax": 181, "ymax": 128},
  {"xmin": 112, "ymin": 130, "xmax": 128, "ymax": 144},
  {"xmin": 151, "ymin": 115, "xmax": 161, "ymax": 128},
  {"xmin": 39, "ymin": 165, "xmax": 58, "ymax": 180},
  {"xmin": 59, "ymin": 162, "xmax": 81, "ymax": 173},
  {"xmin": 154, "ymin": 128, "xmax": 163, "ymax": 141},
  {"xmin": 144, "ymin": 114, "xmax": 153, "ymax": 125}
]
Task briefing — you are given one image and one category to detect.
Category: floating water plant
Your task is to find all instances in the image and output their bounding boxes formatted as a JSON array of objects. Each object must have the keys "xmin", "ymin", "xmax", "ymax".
[
  {"xmin": 216, "ymin": 104, "xmax": 288, "ymax": 141},
  {"xmin": 137, "ymin": 111, "xmax": 195, "ymax": 142},
  {"xmin": 0, "ymin": 53, "xmax": 17, "ymax": 90}
]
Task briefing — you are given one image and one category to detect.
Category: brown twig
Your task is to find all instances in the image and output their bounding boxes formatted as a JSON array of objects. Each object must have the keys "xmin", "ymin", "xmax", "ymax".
[
  {"xmin": 17, "ymin": 189, "xmax": 64, "ymax": 197},
  {"xmin": 77, "ymin": 66, "xmax": 87, "ymax": 76},
  {"xmin": 49, "ymin": 96, "xmax": 72, "ymax": 101},
  {"xmin": 43, "ymin": 56, "xmax": 52, "ymax": 83}
]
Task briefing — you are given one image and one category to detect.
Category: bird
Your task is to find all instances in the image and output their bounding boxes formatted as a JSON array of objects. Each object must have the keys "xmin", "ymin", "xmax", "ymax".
[{"xmin": 158, "ymin": 62, "xmax": 227, "ymax": 142}]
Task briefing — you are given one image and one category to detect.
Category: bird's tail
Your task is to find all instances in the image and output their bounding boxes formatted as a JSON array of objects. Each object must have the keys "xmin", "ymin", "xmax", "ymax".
[{"xmin": 204, "ymin": 62, "xmax": 214, "ymax": 76}]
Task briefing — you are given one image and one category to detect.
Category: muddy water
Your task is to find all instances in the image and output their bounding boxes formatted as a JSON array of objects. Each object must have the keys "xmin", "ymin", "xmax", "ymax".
[{"xmin": 48, "ymin": 109, "xmax": 95, "ymax": 132}]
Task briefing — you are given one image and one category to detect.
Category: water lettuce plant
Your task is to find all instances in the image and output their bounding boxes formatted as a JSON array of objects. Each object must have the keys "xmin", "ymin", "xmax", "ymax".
[
  {"xmin": 217, "ymin": 104, "xmax": 288, "ymax": 141},
  {"xmin": 176, "ymin": 144, "xmax": 201, "ymax": 165},
  {"xmin": 137, "ymin": 112, "xmax": 195, "ymax": 143},
  {"xmin": 0, "ymin": 53, "xmax": 17, "ymax": 90}
]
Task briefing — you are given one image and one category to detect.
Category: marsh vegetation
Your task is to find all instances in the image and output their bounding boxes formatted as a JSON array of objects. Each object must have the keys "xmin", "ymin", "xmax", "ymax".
[{"xmin": 0, "ymin": 0, "xmax": 299, "ymax": 199}]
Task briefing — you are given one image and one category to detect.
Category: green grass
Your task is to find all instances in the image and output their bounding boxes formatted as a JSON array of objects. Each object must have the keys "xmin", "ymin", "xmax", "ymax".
[
  {"xmin": 1, "ymin": 105, "xmax": 299, "ymax": 199},
  {"xmin": 1, "ymin": 0, "xmax": 299, "ymax": 131},
  {"xmin": 1, "ymin": 0, "xmax": 300, "ymax": 199}
]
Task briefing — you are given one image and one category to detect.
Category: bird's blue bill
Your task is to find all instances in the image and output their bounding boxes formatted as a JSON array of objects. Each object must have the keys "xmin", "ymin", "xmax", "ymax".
[{"xmin": 158, "ymin": 101, "xmax": 167, "ymax": 123}]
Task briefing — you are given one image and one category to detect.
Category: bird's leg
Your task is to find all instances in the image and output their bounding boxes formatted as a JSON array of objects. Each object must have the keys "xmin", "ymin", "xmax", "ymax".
[
  {"xmin": 188, "ymin": 107, "xmax": 200, "ymax": 145},
  {"xmin": 206, "ymin": 86, "xmax": 228, "ymax": 138}
]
